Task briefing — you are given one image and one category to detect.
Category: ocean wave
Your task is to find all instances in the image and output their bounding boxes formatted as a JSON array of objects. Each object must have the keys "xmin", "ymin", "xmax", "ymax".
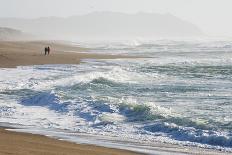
[
  {"xmin": 115, "ymin": 99, "xmax": 212, "ymax": 130},
  {"xmin": 120, "ymin": 104, "xmax": 162, "ymax": 121},
  {"xmin": 0, "ymin": 106, "xmax": 15, "ymax": 117},
  {"xmin": 21, "ymin": 91, "xmax": 69, "ymax": 113},
  {"xmin": 1, "ymin": 40, "xmax": 232, "ymax": 150},
  {"xmin": 91, "ymin": 77, "xmax": 123, "ymax": 87},
  {"xmin": 144, "ymin": 122, "xmax": 232, "ymax": 147}
]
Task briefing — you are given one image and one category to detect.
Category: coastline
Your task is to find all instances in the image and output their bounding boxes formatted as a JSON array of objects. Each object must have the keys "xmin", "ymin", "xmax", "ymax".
[
  {"xmin": 0, "ymin": 41, "xmax": 133, "ymax": 68},
  {"xmin": 0, "ymin": 41, "xmax": 231, "ymax": 155},
  {"xmin": 0, "ymin": 126, "xmax": 230, "ymax": 155},
  {"xmin": 0, "ymin": 41, "xmax": 143, "ymax": 155},
  {"xmin": 0, "ymin": 127, "xmax": 141, "ymax": 155}
]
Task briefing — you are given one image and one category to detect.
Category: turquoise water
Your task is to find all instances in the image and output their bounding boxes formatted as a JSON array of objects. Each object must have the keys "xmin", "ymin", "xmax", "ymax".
[{"xmin": 1, "ymin": 40, "xmax": 232, "ymax": 151}]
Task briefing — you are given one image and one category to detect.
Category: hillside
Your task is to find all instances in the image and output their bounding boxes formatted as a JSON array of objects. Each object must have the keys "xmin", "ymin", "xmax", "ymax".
[
  {"xmin": 0, "ymin": 27, "xmax": 32, "ymax": 40},
  {"xmin": 0, "ymin": 12, "xmax": 204, "ymax": 39}
]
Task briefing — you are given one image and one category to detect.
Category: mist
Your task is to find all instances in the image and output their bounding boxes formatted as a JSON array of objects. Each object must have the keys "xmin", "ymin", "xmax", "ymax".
[
  {"xmin": 0, "ymin": 12, "xmax": 205, "ymax": 41},
  {"xmin": 1, "ymin": 0, "xmax": 232, "ymax": 38}
]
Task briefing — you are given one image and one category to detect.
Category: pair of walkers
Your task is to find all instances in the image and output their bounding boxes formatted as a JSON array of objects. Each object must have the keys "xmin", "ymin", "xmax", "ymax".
[{"xmin": 44, "ymin": 46, "xmax": 50, "ymax": 55}]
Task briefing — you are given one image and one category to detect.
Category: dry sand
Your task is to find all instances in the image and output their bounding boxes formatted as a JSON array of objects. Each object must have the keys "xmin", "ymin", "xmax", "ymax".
[
  {"xmin": 0, "ymin": 41, "xmax": 130, "ymax": 68},
  {"xmin": 0, "ymin": 128, "xmax": 141, "ymax": 155}
]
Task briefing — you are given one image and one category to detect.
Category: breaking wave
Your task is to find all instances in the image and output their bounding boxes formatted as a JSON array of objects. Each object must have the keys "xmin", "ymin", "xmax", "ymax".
[{"xmin": 1, "ymin": 40, "xmax": 232, "ymax": 151}]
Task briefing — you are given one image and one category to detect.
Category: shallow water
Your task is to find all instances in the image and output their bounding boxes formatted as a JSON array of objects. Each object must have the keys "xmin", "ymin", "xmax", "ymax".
[{"xmin": 1, "ymin": 40, "xmax": 232, "ymax": 151}]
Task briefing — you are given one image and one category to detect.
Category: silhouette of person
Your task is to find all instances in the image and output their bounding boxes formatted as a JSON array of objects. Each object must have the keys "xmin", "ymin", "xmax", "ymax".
[
  {"xmin": 44, "ymin": 47, "xmax": 47, "ymax": 55},
  {"xmin": 47, "ymin": 46, "xmax": 50, "ymax": 55}
]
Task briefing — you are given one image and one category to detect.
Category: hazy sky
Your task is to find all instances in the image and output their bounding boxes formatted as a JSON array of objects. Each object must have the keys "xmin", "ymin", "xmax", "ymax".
[{"xmin": 0, "ymin": 0, "xmax": 232, "ymax": 37}]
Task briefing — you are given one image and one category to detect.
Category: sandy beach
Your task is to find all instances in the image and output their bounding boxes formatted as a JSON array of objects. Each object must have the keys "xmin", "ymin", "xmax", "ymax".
[
  {"xmin": 0, "ymin": 41, "xmax": 130, "ymax": 68},
  {"xmin": 0, "ymin": 128, "xmax": 141, "ymax": 155},
  {"xmin": 0, "ymin": 127, "xmax": 230, "ymax": 155}
]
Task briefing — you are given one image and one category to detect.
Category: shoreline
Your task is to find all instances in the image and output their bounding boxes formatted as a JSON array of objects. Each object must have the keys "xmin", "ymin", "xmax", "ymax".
[
  {"xmin": 0, "ymin": 127, "xmax": 142, "ymax": 155},
  {"xmin": 0, "ymin": 41, "xmax": 231, "ymax": 155},
  {"xmin": 0, "ymin": 123, "xmax": 230, "ymax": 155},
  {"xmin": 0, "ymin": 41, "xmax": 134, "ymax": 68}
]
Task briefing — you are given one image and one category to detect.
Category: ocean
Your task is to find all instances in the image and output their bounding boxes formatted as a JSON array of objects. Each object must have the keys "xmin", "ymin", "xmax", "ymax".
[{"xmin": 1, "ymin": 40, "xmax": 232, "ymax": 152}]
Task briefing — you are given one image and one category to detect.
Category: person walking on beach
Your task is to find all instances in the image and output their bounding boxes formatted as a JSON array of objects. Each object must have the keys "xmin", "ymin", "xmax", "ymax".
[
  {"xmin": 44, "ymin": 47, "xmax": 47, "ymax": 55},
  {"xmin": 47, "ymin": 46, "xmax": 50, "ymax": 55}
]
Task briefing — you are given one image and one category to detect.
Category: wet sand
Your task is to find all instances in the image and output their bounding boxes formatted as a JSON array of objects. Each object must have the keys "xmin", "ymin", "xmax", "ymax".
[
  {"xmin": 0, "ymin": 127, "xmax": 230, "ymax": 155},
  {"xmin": 0, "ymin": 41, "xmax": 130, "ymax": 68},
  {"xmin": 0, "ymin": 128, "xmax": 142, "ymax": 155}
]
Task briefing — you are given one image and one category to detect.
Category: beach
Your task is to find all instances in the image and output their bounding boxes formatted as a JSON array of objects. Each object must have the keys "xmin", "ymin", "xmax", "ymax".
[
  {"xmin": 0, "ymin": 41, "xmax": 130, "ymax": 68},
  {"xmin": 0, "ymin": 125, "xmax": 229, "ymax": 155},
  {"xmin": 0, "ymin": 40, "xmax": 232, "ymax": 155},
  {"xmin": 0, "ymin": 41, "xmax": 141, "ymax": 154},
  {"xmin": 0, "ymin": 128, "xmax": 141, "ymax": 155},
  {"xmin": 0, "ymin": 41, "xmax": 141, "ymax": 155}
]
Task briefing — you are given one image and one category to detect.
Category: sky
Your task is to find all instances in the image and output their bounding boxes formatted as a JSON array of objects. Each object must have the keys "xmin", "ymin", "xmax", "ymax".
[{"xmin": 0, "ymin": 0, "xmax": 232, "ymax": 37}]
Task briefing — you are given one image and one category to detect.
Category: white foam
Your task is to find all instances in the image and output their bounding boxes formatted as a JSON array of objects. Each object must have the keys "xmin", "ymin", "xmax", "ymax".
[{"xmin": 1, "ymin": 40, "xmax": 232, "ymax": 152}]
